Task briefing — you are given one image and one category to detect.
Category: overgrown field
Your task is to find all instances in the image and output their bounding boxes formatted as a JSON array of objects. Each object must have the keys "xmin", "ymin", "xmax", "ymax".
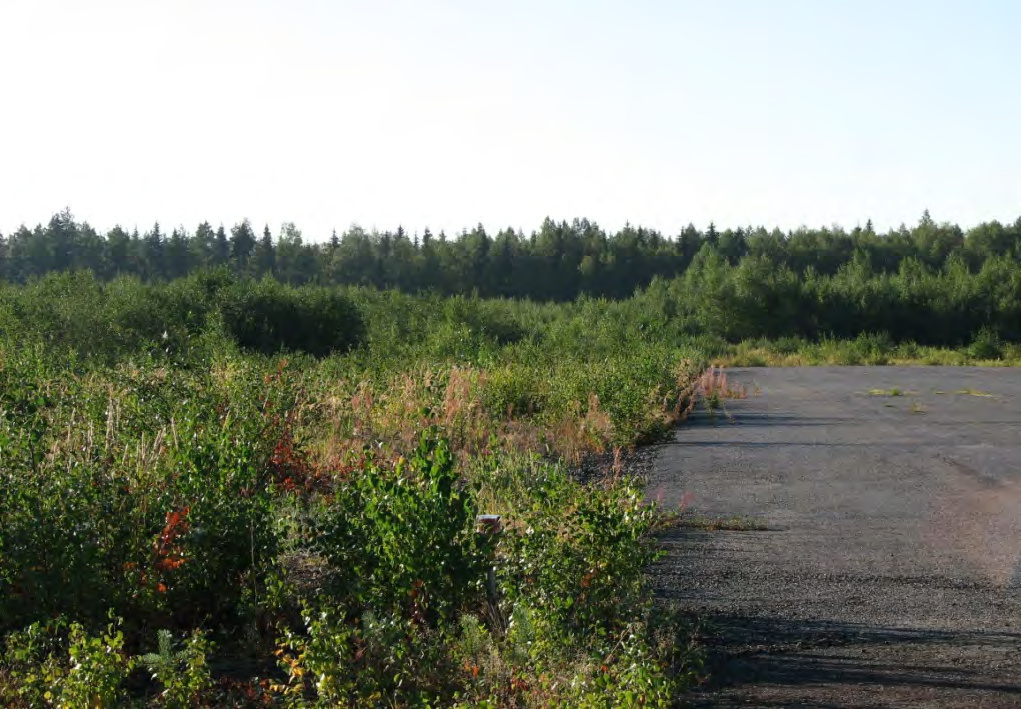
[
  {"xmin": 4, "ymin": 251, "xmax": 1020, "ymax": 706},
  {"xmin": 0, "ymin": 272, "xmax": 710, "ymax": 707}
]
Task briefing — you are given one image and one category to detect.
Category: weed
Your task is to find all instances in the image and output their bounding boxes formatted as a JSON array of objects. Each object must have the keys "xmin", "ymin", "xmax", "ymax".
[
  {"xmin": 695, "ymin": 366, "xmax": 748, "ymax": 423},
  {"xmin": 669, "ymin": 515, "xmax": 769, "ymax": 532},
  {"xmin": 866, "ymin": 388, "xmax": 917, "ymax": 397}
]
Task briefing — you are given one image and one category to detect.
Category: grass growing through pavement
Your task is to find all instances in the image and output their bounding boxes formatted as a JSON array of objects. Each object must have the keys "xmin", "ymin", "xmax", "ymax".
[
  {"xmin": 669, "ymin": 515, "xmax": 770, "ymax": 532},
  {"xmin": 934, "ymin": 388, "xmax": 998, "ymax": 398}
]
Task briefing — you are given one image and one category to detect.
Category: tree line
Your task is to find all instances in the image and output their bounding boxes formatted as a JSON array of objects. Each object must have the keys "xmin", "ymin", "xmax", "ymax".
[{"xmin": 2, "ymin": 209, "xmax": 1021, "ymax": 301}]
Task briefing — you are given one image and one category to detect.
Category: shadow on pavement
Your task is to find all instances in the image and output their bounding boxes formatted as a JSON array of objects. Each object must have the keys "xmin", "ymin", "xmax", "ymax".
[{"xmin": 679, "ymin": 613, "xmax": 1021, "ymax": 708}]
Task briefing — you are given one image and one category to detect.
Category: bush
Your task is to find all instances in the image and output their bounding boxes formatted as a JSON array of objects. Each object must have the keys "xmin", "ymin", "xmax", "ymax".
[
  {"xmin": 968, "ymin": 327, "xmax": 1003, "ymax": 360},
  {"xmin": 312, "ymin": 431, "xmax": 491, "ymax": 627},
  {"xmin": 217, "ymin": 279, "xmax": 365, "ymax": 357},
  {"xmin": 497, "ymin": 462, "xmax": 659, "ymax": 643}
]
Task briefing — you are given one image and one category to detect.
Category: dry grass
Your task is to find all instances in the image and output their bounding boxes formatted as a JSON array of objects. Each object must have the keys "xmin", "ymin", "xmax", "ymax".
[
  {"xmin": 664, "ymin": 514, "xmax": 769, "ymax": 532},
  {"xmin": 697, "ymin": 366, "xmax": 748, "ymax": 400},
  {"xmin": 312, "ymin": 362, "xmax": 708, "ymax": 473},
  {"xmin": 865, "ymin": 388, "xmax": 918, "ymax": 397},
  {"xmin": 938, "ymin": 388, "xmax": 998, "ymax": 398}
]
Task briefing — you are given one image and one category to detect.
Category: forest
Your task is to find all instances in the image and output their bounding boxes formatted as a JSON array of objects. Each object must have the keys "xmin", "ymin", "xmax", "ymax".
[
  {"xmin": 4, "ymin": 209, "xmax": 1021, "ymax": 348},
  {"xmin": 4, "ymin": 209, "xmax": 1021, "ymax": 302}
]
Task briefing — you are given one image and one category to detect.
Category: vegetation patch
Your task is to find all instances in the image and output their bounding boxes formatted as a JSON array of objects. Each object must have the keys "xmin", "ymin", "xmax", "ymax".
[
  {"xmin": 948, "ymin": 389, "xmax": 997, "ymax": 398},
  {"xmin": 0, "ymin": 274, "xmax": 708, "ymax": 707},
  {"xmin": 668, "ymin": 515, "xmax": 770, "ymax": 532},
  {"xmin": 865, "ymin": 388, "xmax": 917, "ymax": 397}
]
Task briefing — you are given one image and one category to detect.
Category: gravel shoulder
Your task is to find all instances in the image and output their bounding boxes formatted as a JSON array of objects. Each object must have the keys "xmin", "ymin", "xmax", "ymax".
[{"xmin": 647, "ymin": 367, "xmax": 1021, "ymax": 708}]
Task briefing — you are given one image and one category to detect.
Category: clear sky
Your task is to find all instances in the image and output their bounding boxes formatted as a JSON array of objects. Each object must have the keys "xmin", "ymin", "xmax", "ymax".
[{"xmin": 1, "ymin": 0, "xmax": 1019, "ymax": 240}]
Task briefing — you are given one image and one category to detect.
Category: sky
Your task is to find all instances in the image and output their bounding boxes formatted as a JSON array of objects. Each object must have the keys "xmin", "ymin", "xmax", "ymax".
[{"xmin": 1, "ymin": 0, "xmax": 1019, "ymax": 240}]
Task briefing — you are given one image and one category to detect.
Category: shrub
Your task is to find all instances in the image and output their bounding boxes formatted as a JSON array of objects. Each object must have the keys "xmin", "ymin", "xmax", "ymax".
[
  {"xmin": 0, "ymin": 617, "xmax": 133, "ymax": 709},
  {"xmin": 497, "ymin": 462, "xmax": 659, "ymax": 643},
  {"xmin": 968, "ymin": 327, "xmax": 1003, "ymax": 360},
  {"xmin": 312, "ymin": 431, "xmax": 491, "ymax": 627},
  {"xmin": 217, "ymin": 279, "xmax": 365, "ymax": 357}
]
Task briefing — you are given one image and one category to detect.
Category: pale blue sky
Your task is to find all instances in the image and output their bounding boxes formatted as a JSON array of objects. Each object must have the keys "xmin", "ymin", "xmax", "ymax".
[{"xmin": 1, "ymin": 0, "xmax": 1018, "ymax": 239}]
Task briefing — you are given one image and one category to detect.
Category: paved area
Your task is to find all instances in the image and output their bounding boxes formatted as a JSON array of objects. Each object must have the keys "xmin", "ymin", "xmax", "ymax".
[{"xmin": 648, "ymin": 367, "xmax": 1021, "ymax": 708}]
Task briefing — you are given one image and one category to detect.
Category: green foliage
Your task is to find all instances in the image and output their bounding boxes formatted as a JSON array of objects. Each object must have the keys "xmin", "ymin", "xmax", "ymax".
[
  {"xmin": 60, "ymin": 620, "xmax": 134, "ymax": 708},
  {"xmin": 716, "ymin": 333, "xmax": 1021, "ymax": 367},
  {"xmin": 495, "ymin": 462, "xmax": 659, "ymax": 643},
  {"xmin": 138, "ymin": 630, "xmax": 214, "ymax": 708},
  {"xmin": 1, "ymin": 617, "xmax": 133, "ymax": 709},
  {"xmin": 0, "ymin": 352, "xmax": 284, "ymax": 633},
  {"xmin": 7, "ymin": 209, "xmax": 1021, "ymax": 316},
  {"xmin": 0, "ymin": 270, "xmax": 365, "ymax": 362},
  {"xmin": 312, "ymin": 432, "xmax": 490, "ymax": 626},
  {"xmin": 275, "ymin": 608, "xmax": 449, "ymax": 705},
  {"xmin": 0, "ymin": 277, "xmax": 710, "ymax": 706},
  {"xmin": 217, "ymin": 278, "xmax": 365, "ymax": 357},
  {"xmin": 968, "ymin": 327, "xmax": 1004, "ymax": 360}
]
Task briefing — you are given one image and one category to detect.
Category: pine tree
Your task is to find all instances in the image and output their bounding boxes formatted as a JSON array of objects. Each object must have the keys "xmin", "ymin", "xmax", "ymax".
[
  {"xmin": 254, "ymin": 225, "xmax": 276, "ymax": 277},
  {"xmin": 229, "ymin": 219, "xmax": 257, "ymax": 275},
  {"xmin": 192, "ymin": 222, "xmax": 216, "ymax": 268},
  {"xmin": 106, "ymin": 226, "xmax": 133, "ymax": 277},
  {"xmin": 706, "ymin": 222, "xmax": 719, "ymax": 247},
  {"xmin": 213, "ymin": 225, "xmax": 230, "ymax": 267},
  {"xmin": 142, "ymin": 222, "xmax": 165, "ymax": 281},
  {"xmin": 47, "ymin": 208, "xmax": 77, "ymax": 272},
  {"xmin": 166, "ymin": 227, "xmax": 192, "ymax": 279}
]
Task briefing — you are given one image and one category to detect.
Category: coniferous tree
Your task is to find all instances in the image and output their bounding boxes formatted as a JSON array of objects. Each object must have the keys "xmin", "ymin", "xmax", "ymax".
[
  {"xmin": 192, "ymin": 221, "xmax": 216, "ymax": 269},
  {"xmin": 254, "ymin": 225, "xmax": 276, "ymax": 277},
  {"xmin": 229, "ymin": 219, "xmax": 257, "ymax": 275},
  {"xmin": 104, "ymin": 225, "xmax": 132, "ymax": 278},
  {"xmin": 46, "ymin": 208, "xmax": 77, "ymax": 273},
  {"xmin": 705, "ymin": 222, "xmax": 719, "ymax": 248},
  {"xmin": 165, "ymin": 227, "xmax": 192, "ymax": 280},
  {"xmin": 6, "ymin": 207, "xmax": 1021, "ymax": 323},
  {"xmin": 141, "ymin": 222, "xmax": 165, "ymax": 281},
  {"xmin": 212, "ymin": 225, "xmax": 230, "ymax": 267},
  {"xmin": 276, "ymin": 222, "xmax": 313, "ymax": 285}
]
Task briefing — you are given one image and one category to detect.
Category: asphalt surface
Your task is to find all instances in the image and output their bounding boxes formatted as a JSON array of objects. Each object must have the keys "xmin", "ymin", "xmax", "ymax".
[{"xmin": 647, "ymin": 367, "xmax": 1021, "ymax": 708}]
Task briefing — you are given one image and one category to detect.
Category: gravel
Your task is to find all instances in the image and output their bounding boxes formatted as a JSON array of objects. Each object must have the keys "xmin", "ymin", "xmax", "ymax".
[{"xmin": 646, "ymin": 367, "xmax": 1021, "ymax": 708}]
